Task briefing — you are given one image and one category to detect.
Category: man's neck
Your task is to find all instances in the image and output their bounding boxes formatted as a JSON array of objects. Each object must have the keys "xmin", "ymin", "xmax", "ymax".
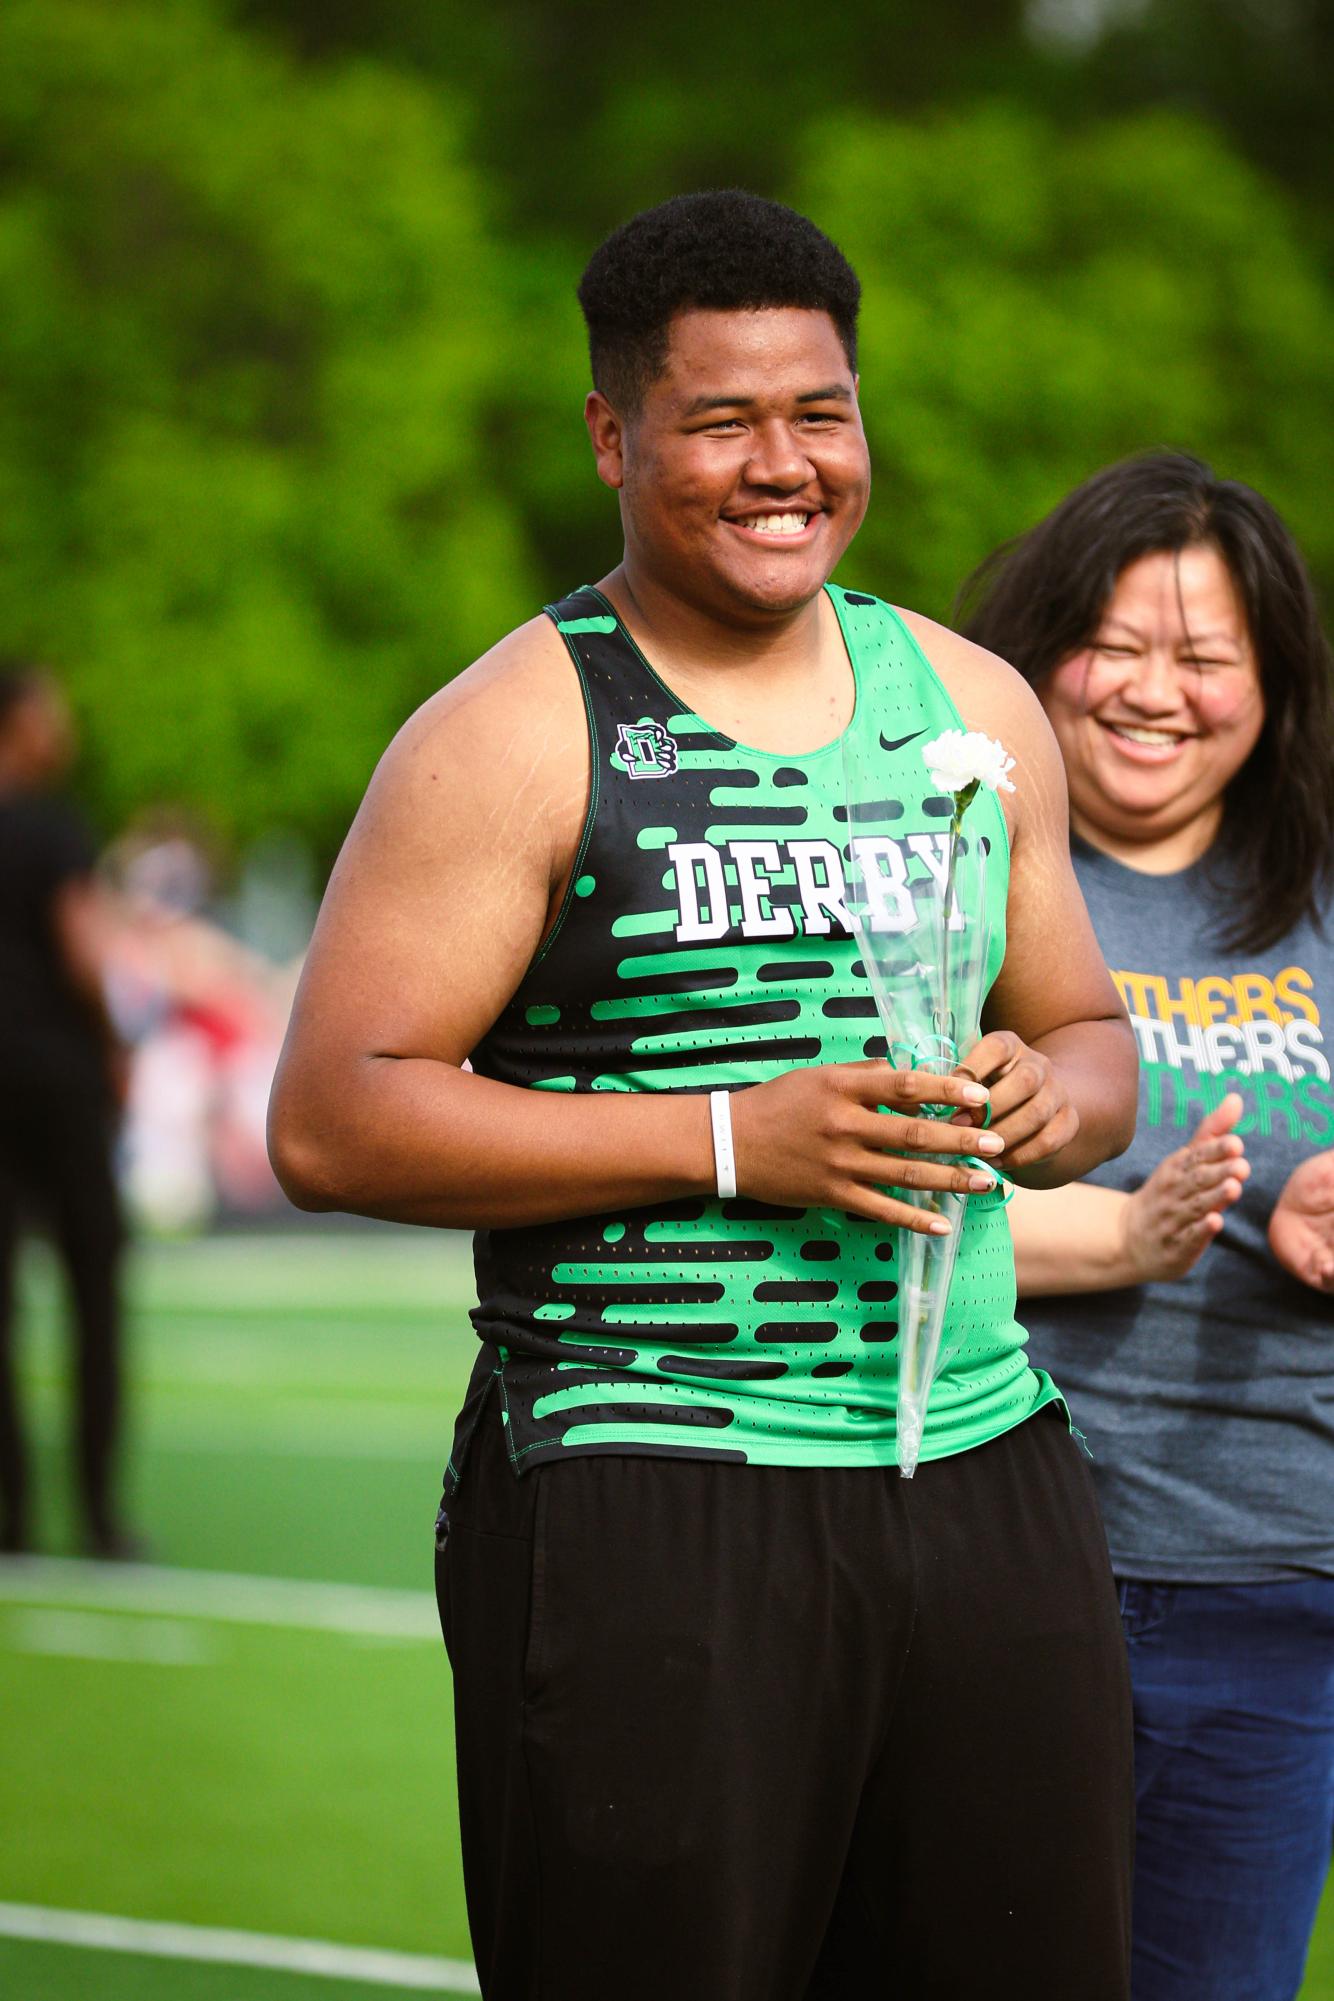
[
  {"xmin": 597, "ymin": 563, "xmax": 854, "ymax": 757},
  {"xmin": 603, "ymin": 560, "xmax": 826, "ymax": 672}
]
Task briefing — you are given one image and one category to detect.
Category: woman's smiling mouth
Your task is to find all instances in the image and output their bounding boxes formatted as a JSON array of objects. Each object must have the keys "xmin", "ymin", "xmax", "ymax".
[{"xmin": 1098, "ymin": 719, "xmax": 1195, "ymax": 760}]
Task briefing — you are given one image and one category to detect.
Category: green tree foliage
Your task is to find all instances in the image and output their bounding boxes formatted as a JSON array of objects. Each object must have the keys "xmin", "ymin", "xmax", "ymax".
[
  {"xmin": 234, "ymin": 0, "xmax": 1031, "ymax": 234},
  {"xmin": 794, "ymin": 105, "xmax": 1333, "ymax": 614},
  {"xmin": 0, "ymin": 2, "xmax": 1329, "ymax": 860},
  {"xmin": 238, "ymin": 0, "xmax": 1330, "ymax": 245},
  {"xmin": 499, "ymin": 105, "xmax": 1332, "ymax": 630},
  {"xmin": 0, "ymin": 0, "xmax": 534, "ymax": 852},
  {"xmin": 1040, "ymin": 0, "xmax": 1332, "ymax": 228}
]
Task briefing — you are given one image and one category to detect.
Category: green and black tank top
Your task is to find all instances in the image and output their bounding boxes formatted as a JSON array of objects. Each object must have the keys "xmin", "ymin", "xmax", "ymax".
[{"xmin": 446, "ymin": 583, "xmax": 1061, "ymax": 1485}]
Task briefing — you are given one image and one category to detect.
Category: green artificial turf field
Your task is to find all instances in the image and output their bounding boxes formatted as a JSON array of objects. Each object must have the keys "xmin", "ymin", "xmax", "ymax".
[
  {"xmin": 1, "ymin": 1230, "xmax": 477, "ymax": 1994},
  {"xmin": 0, "ymin": 1229, "xmax": 1329, "ymax": 1997}
]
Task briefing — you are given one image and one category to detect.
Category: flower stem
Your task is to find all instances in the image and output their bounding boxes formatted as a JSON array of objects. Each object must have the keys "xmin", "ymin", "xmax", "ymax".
[{"xmin": 940, "ymin": 781, "xmax": 975, "ymax": 1049}]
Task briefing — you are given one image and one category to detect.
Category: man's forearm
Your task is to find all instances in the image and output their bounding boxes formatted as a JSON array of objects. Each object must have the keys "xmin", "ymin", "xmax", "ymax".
[
  {"xmin": 269, "ymin": 1054, "xmax": 714, "ymax": 1229},
  {"xmin": 1009, "ymin": 1180, "xmax": 1140, "ymax": 1296},
  {"xmin": 1012, "ymin": 1017, "xmax": 1138, "ymax": 1189}
]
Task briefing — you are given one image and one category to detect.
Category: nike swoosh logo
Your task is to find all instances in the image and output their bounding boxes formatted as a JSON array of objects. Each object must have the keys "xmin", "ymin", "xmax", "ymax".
[{"xmin": 879, "ymin": 728, "xmax": 927, "ymax": 754}]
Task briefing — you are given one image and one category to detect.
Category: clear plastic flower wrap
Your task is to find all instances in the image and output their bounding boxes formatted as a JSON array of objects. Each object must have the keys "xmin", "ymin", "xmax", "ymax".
[{"xmin": 843, "ymin": 730, "xmax": 1008, "ymax": 1475}]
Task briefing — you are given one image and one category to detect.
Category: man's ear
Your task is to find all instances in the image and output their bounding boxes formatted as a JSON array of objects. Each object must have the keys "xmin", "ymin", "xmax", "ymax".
[{"xmin": 585, "ymin": 390, "xmax": 626, "ymax": 491}]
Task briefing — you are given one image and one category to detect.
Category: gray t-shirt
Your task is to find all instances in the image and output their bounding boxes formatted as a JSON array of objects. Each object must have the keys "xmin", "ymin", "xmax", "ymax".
[{"xmin": 1024, "ymin": 837, "xmax": 1334, "ymax": 1581}]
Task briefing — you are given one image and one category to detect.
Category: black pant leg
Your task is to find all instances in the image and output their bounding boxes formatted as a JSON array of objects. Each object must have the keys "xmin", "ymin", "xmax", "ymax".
[
  {"xmin": 0, "ymin": 1154, "xmax": 26, "ymax": 1547},
  {"xmin": 439, "ymin": 1405, "xmax": 916, "ymax": 2001},
  {"xmin": 45, "ymin": 1100, "xmax": 125, "ymax": 1540},
  {"xmin": 0, "ymin": 1072, "xmax": 126, "ymax": 1547},
  {"xmin": 436, "ymin": 1400, "xmax": 545, "ymax": 1999},
  {"xmin": 826, "ymin": 1409, "xmax": 1134, "ymax": 2000}
]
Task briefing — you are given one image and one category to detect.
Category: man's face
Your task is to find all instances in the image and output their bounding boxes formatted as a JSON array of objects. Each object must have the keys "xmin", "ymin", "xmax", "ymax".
[{"xmin": 589, "ymin": 307, "xmax": 870, "ymax": 623}]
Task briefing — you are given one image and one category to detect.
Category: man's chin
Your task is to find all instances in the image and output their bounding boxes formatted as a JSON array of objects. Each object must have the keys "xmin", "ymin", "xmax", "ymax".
[{"xmin": 715, "ymin": 562, "xmax": 830, "ymax": 621}]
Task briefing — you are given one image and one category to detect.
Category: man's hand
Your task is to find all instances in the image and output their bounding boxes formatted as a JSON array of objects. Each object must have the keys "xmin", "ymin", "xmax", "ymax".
[
  {"xmin": 731, "ymin": 1061, "xmax": 1004, "ymax": 1234},
  {"xmin": 1122, "ymin": 1094, "xmax": 1248, "ymax": 1283},
  {"xmin": 1269, "ymin": 1149, "xmax": 1334, "ymax": 1293},
  {"xmin": 957, "ymin": 1029, "xmax": 1080, "ymax": 1172}
]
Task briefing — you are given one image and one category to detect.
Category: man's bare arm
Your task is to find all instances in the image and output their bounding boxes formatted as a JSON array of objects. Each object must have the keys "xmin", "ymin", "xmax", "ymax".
[
  {"xmin": 269, "ymin": 623, "xmax": 1005, "ymax": 1234},
  {"xmin": 269, "ymin": 621, "xmax": 712, "ymax": 1227},
  {"xmin": 903, "ymin": 613, "xmax": 1138, "ymax": 1188}
]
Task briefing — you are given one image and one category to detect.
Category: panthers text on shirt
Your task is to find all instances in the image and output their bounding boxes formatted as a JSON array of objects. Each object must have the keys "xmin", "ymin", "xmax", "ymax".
[{"xmin": 1112, "ymin": 964, "xmax": 1330, "ymax": 1142}]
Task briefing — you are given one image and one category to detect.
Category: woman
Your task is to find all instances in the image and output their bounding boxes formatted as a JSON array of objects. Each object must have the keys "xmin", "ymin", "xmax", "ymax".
[{"xmin": 960, "ymin": 452, "xmax": 1334, "ymax": 2001}]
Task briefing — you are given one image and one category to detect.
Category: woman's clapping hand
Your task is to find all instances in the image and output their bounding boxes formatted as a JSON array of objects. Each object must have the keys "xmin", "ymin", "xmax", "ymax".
[
  {"xmin": 1269, "ymin": 1149, "xmax": 1334, "ymax": 1293},
  {"xmin": 1122, "ymin": 1094, "xmax": 1249, "ymax": 1283}
]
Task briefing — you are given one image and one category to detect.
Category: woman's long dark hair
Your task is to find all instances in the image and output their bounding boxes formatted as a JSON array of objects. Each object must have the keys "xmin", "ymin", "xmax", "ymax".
[{"xmin": 956, "ymin": 451, "xmax": 1334, "ymax": 954}]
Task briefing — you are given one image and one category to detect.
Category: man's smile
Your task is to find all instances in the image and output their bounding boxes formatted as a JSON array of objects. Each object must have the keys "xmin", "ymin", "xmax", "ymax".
[{"xmin": 722, "ymin": 509, "xmax": 822, "ymax": 544}]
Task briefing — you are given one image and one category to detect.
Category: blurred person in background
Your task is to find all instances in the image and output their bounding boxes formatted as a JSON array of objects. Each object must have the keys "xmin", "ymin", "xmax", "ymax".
[
  {"xmin": 102, "ymin": 816, "xmax": 293, "ymax": 1231},
  {"xmin": 961, "ymin": 453, "xmax": 1334, "ymax": 2001},
  {"xmin": 0, "ymin": 665, "xmax": 138, "ymax": 1559}
]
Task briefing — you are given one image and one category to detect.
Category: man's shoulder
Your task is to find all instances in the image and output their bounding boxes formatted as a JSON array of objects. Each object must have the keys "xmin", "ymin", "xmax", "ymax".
[
  {"xmin": 361, "ymin": 611, "xmax": 588, "ymax": 850},
  {"xmin": 421, "ymin": 611, "xmax": 574, "ymax": 724},
  {"xmin": 388, "ymin": 612, "xmax": 583, "ymax": 766},
  {"xmin": 832, "ymin": 588, "xmax": 1030, "ymax": 704},
  {"xmin": 893, "ymin": 606, "xmax": 1027, "ymax": 696},
  {"xmin": 892, "ymin": 606, "xmax": 1050, "ymax": 745}
]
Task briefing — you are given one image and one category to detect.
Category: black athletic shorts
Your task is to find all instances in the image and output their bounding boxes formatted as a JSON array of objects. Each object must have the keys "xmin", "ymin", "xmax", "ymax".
[{"xmin": 436, "ymin": 1396, "xmax": 1132, "ymax": 2000}]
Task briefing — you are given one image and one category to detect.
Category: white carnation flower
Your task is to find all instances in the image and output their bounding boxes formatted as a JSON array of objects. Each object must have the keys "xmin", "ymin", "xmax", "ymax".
[{"xmin": 921, "ymin": 729, "xmax": 1016, "ymax": 797}]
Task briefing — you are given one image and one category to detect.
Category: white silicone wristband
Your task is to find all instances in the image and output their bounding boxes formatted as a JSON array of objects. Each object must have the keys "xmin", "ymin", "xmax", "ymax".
[{"xmin": 709, "ymin": 1090, "xmax": 737, "ymax": 1201}]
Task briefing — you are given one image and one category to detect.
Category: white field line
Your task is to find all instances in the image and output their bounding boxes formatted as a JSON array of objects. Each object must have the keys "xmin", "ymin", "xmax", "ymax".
[
  {"xmin": 0, "ymin": 1558, "xmax": 439, "ymax": 1641},
  {"xmin": 139, "ymin": 1430, "xmax": 440, "ymax": 1461},
  {"xmin": 5, "ymin": 1608, "xmax": 212, "ymax": 1665},
  {"xmin": 0, "ymin": 1903, "xmax": 479, "ymax": 1992},
  {"xmin": 21, "ymin": 1413, "xmax": 445, "ymax": 1461}
]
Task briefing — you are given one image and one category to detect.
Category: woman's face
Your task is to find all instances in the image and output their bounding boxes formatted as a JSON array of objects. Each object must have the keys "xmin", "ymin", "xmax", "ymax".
[{"xmin": 1039, "ymin": 544, "xmax": 1265, "ymax": 857}]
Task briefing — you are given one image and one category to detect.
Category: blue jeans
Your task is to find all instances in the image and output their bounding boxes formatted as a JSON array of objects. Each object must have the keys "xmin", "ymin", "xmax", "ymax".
[{"xmin": 1121, "ymin": 1577, "xmax": 1334, "ymax": 2001}]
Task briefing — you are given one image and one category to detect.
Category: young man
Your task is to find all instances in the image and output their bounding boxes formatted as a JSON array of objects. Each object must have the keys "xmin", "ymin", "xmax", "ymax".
[{"xmin": 270, "ymin": 193, "xmax": 1138, "ymax": 1999}]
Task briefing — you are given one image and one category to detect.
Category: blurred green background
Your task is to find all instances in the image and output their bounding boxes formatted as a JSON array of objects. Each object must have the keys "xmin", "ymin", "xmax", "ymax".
[{"xmin": 0, "ymin": 0, "xmax": 1329, "ymax": 862}]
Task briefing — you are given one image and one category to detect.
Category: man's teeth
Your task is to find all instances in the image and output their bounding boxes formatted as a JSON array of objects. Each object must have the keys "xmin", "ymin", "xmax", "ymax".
[
  {"xmin": 1111, "ymin": 725, "xmax": 1183, "ymax": 746},
  {"xmin": 736, "ymin": 513, "xmax": 810, "ymax": 536}
]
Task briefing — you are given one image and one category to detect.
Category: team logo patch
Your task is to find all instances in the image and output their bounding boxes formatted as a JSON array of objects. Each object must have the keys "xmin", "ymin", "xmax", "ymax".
[{"xmin": 616, "ymin": 721, "xmax": 678, "ymax": 780}]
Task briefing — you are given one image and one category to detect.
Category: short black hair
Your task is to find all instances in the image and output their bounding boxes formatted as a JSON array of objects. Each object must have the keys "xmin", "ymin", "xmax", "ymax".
[
  {"xmin": 957, "ymin": 451, "xmax": 1334, "ymax": 955},
  {"xmin": 577, "ymin": 190, "xmax": 861, "ymax": 415}
]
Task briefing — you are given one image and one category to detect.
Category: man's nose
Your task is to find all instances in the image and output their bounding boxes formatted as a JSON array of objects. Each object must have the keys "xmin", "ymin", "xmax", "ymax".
[{"xmin": 743, "ymin": 422, "xmax": 812, "ymax": 490}]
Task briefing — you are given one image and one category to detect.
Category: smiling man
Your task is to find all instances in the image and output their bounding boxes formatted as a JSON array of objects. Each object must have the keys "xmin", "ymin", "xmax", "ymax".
[{"xmin": 268, "ymin": 193, "xmax": 1139, "ymax": 2000}]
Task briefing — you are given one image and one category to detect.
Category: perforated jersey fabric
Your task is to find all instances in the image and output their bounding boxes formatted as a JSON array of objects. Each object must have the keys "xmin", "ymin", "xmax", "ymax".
[{"xmin": 447, "ymin": 584, "xmax": 1062, "ymax": 1485}]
